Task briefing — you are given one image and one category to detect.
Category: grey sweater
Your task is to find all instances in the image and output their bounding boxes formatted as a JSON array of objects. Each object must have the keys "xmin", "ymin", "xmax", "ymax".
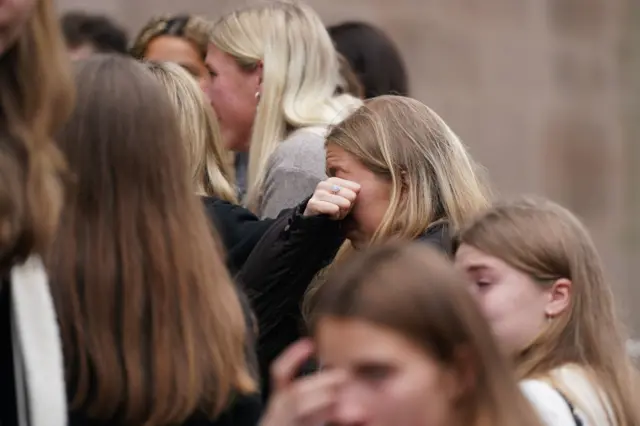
[{"xmin": 257, "ymin": 127, "xmax": 327, "ymax": 219}]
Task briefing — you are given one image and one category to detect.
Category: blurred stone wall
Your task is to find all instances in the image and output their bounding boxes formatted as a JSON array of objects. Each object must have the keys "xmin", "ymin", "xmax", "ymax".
[{"xmin": 55, "ymin": 0, "xmax": 638, "ymax": 336}]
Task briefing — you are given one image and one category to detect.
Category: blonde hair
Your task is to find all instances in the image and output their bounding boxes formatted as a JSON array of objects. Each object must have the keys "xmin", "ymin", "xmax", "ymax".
[
  {"xmin": 210, "ymin": 0, "xmax": 362, "ymax": 210},
  {"xmin": 330, "ymin": 95, "xmax": 489, "ymax": 243},
  {"xmin": 0, "ymin": 0, "xmax": 74, "ymax": 266},
  {"xmin": 304, "ymin": 95, "xmax": 490, "ymax": 317},
  {"xmin": 145, "ymin": 61, "xmax": 237, "ymax": 203},
  {"xmin": 456, "ymin": 197, "xmax": 640, "ymax": 426}
]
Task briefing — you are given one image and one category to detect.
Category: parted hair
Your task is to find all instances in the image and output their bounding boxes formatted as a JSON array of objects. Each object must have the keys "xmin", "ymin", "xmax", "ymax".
[{"xmin": 49, "ymin": 55, "xmax": 255, "ymax": 425}]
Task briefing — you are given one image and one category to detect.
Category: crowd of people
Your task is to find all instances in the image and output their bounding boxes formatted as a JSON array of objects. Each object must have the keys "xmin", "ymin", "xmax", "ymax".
[{"xmin": 0, "ymin": 0, "xmax": 638, "ymax": 425}]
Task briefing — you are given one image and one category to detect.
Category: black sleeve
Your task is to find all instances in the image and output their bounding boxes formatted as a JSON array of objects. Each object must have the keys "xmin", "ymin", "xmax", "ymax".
[
  {"xmin": 236, "ymin": 200, "xmax": 345, "ymax": 335},
  {"xmin": 202, "ymin": 198, "xmax": 276, "ymax": 274},
  {"xmin": 235, "ymin": 200, "xmax": 345, "ymax": 397}
]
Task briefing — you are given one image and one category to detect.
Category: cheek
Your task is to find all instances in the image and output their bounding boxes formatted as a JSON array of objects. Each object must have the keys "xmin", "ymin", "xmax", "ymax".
[
  {"xmin": 352, "ymin": 184, "xmax": 391, "ymax": 231},
  {"xmin": 478, "ymin": 284, "xmax": 546, "ymax": 352},
  {"xmin": 211, "ymin": 79, "xmax": 255, "ymax": 122},
  {"xmin": 379, "ymin": 367, "xmax": 452, "ymax": 426}
]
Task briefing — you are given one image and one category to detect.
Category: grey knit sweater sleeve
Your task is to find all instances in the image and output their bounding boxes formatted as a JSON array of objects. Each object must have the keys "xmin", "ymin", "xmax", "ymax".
[{"xmin": 257, "ymin": 129, "xmax": 327, "ymax": 219}]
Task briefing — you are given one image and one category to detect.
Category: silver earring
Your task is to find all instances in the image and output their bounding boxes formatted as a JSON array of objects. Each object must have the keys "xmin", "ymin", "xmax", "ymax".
[{"xmin": 255, "ymin": 91, "xmax": 261, "ymax": 101}]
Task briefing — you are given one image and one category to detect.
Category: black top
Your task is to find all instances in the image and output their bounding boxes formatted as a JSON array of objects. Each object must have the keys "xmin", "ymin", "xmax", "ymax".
[
  {"xmin": 0, "ymin": 279, "xmax": 17, "ymax": 425},
  {"xmin": 237, "ymin": 199, "xmax": 451, "ymax": 399},
  {"xmin": 67, "ymin": 395, "xmax": 262, "ymax": 426},
  {"xmin": 201, "ymin": 196, "xmax": 274, "ymax": 274},
  {"xmin": 0, "ymin": 278, "xmax": 262, "ymax": 426}
]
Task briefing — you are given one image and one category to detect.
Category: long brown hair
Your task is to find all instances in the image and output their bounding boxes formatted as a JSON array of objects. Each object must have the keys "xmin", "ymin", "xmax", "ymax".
[
  {"xmin": 0, "ymin": 0, "xmax": 74, "ymax": 268},
  {"xmin": 310, "ymin": 242, "xmax": 543, "ymax": 426},
  {"xmin": 49, "ymin": 55, "xmax": 255, "ymax": 425},
  {"xmin": 455, "ymin": 198, "xmax": 640, "ymax": 426}
]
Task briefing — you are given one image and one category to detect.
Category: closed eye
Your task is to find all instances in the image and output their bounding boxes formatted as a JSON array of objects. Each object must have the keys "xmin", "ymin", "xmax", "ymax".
[{"xmin": 355, "ymin": 364, "xmax": 393, "ymax": 383}]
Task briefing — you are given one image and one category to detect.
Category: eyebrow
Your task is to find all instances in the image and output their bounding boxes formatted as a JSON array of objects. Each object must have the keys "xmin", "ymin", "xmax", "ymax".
[{"xmin": 465, "ymin": 264, "xmax": 490, "ymax": 273}]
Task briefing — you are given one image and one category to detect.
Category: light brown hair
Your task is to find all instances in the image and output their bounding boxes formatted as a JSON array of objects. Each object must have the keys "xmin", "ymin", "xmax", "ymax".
[
  {"xmin": 145, "ymin": 61, "xmax": 237, "ymax": 203},
  {"xmin": 311, "ymin": 242, "xmax": 543, "ymax": 426},
  {"xmin": 303, "ymin": 95, "xmax": 490, "ymax": 316},
  {"xmin": 455, "ymin": 197, "xmax": 640, "ymax": 426},
  {"xmin": 49, "ymin": 55, "xmax": 254, "ymax": 425},
  {"xmin": 327, "ymin": 95, "xmax": 489, "ymax": 242},
  {"xmin": 0, "ymin": 0, "xmax": 74, "ymax": 268}
]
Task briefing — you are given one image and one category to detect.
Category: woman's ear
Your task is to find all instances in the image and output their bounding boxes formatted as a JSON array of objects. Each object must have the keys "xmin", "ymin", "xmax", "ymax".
[{"xmin": 545, "ymin": 278, "xmax": 572, "ymax": 318}]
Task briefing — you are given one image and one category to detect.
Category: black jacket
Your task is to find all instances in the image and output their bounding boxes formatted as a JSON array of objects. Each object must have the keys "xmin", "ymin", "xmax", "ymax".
[
  {"xmin": 201, "ymin": 197, "xmax": 274, "ymax": 274},
  {"xmin": 236, "ymin": 199, "xmax": 451, "ymax": 398}
]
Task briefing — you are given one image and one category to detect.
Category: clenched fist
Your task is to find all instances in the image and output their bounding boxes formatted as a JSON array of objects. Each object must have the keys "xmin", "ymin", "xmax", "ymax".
[{"xmin": 303, "ymin": 177, "xmax": 360, "ymax": 220}]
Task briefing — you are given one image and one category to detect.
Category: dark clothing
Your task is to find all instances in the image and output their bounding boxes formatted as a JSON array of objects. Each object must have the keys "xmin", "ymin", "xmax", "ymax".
[
  {"xmin": 236, "ymin": 198, "xmax": 451, "ymax": 399},
  {"xmin": 66, "ymin": 395, "xmax": 262, "ymax": 426},
  {"xmin": 0, "ymin": 280, "xmax": 17, "ymax": 426},
  {"xmin": 0, "ymin": 266, "xmax": 262, "ymax": 426},
  {"xmin": 201, "ymin": 196, "xmax": 274, "ymax": 274}
]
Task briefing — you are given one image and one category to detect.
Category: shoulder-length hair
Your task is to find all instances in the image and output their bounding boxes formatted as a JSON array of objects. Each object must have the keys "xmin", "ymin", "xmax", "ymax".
[
  {"xmin": 303, "ymin": 95, "xmax": 490, "ymax": 317},
  {"xmin": 49, "ymin": 55, "xmax": 255, "ymax": 425},
  {"xmin": 210, "ymin": 0, "xmax": 362, "ymax": 210},
  {"xmin": 311, "ymin": 242, "xmax": 544, "ymax": 426},
  {"xmin": 0, "ymin": 0, "xmax": 74, "ymax": 268},
  {"xmin": 455, "ymin": 198, "xmax": 640, "ymax": 426},
  {"xmin": 145, "ymin": 61, "xmax": 237, "ymax": 203},
  {"xmin": 328, "ymin": 95, "xmax": 489, "ymax": 242}
]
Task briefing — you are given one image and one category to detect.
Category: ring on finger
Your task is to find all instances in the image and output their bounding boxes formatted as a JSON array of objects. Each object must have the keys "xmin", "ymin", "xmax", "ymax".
[{"xmin": 330, "ymin": 184, "xmax": 341, "ymax": 194}]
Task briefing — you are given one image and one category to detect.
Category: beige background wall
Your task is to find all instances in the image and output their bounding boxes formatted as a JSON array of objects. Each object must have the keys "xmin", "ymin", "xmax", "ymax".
[{"xmin": 55, "ymin": 0, "xmax": 639, "ymax": 336}]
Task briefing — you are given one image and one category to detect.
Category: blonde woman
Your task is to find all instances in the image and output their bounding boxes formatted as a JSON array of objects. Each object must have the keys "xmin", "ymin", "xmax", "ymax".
[
  {"xmin": 146, "ymin": 60, "xmax": 277, "ymax": 274},
  {"xmin": 145, "ymin": 61, "xmax": 236, "ymax": 203},
  {"xmin": 455, "ymin": 198, "xmax": 640, "ymax": 426},
  {"xmin": 206, "ymin": 1, "xmax": 362, "ymax": 217},
  {"xmin": 236, "ymin": 95, "xmax": 490, "ymax": 397}
]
